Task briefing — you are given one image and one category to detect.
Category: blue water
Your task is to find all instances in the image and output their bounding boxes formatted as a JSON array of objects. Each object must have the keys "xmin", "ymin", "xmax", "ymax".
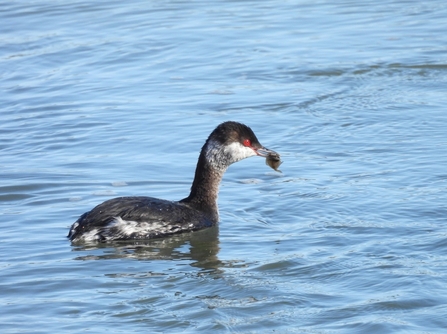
[{"xmin": 2, "ymin": 1, "xmax": 447, "ymax": 332}]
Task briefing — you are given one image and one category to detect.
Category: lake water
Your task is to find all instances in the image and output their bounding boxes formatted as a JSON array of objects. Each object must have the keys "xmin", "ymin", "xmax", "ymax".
[{"xmin": 2, "ymin": 0, "xmax": 447, "ymax": 332}]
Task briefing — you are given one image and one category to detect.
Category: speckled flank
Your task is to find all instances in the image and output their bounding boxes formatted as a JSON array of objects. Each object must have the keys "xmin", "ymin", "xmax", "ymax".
[
  {"xmin": 78, "ymin": 228, "xmax": 101, "ymax": 242},
  {"xmin": 106, "ymin": 216, "xmax": 186, "ymax": 239},
  {"xmin": 71, "ymin": 216, "xmax": 198, "ymax": 242}
]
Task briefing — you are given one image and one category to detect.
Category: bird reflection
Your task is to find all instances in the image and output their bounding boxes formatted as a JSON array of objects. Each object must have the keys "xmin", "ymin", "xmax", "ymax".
[{"xmin": 70, "ymin": 226, "xmax": 222, "ymax": 273}]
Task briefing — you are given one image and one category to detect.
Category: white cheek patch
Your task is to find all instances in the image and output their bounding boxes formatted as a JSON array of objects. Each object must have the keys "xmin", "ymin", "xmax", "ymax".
[
  {"xmin": 205, "ymin": 139, "xmax": 256, "ymax": 171},
  {"xmin": 224, "ymin": 141, "xmax": 257, "ymax": 162}
]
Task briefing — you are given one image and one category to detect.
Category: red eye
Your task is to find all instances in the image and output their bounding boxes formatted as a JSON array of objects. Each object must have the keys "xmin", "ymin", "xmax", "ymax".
[{"xmin": 243, "ymin": 139, "xmax": 251, "ymax": 147}]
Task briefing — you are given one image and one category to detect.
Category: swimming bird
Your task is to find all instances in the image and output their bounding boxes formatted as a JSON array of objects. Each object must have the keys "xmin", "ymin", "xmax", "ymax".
[{"xmin": 68, "ymin": 121, "xmax": 279, "ymax": 242}]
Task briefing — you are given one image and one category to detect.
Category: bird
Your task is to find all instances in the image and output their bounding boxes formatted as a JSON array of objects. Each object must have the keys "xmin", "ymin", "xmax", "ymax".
[{"xmin": 68, "ymin": 121, "xmax": 280, "ymax": 242}]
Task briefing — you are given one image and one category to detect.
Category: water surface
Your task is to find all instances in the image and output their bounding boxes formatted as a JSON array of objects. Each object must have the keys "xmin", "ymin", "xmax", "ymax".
[{"xmin": 2, "ymin": 1, "xmax": 447, "ymax": 332}]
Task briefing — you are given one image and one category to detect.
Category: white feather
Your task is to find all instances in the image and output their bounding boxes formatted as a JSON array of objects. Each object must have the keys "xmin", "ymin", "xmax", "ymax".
[{"xmin": 205, "ymin": 139, "xmax": 256, "ymax": 171}]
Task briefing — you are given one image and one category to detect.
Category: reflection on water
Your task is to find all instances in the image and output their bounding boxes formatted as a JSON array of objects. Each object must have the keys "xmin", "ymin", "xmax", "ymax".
[{"xmin": 71, "ymin": 227, "xmax": 223, "ymax": 272}]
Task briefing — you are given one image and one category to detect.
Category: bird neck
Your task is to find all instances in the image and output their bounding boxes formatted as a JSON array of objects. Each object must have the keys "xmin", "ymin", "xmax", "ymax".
[{"xmin": 180, "ymin": 144, "xmax": 228, "ymax": 222}]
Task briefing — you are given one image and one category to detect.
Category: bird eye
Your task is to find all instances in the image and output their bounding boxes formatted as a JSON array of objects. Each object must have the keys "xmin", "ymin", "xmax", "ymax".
[{"xmin": 243, "ymin": 139, "xmax": 251, "ymax": 147}]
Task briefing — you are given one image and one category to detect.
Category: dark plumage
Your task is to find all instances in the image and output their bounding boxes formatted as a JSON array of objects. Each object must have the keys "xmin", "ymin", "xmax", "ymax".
[{"xmin": 68, "ymin": 121, "xmax": 279, "ymax": 242}]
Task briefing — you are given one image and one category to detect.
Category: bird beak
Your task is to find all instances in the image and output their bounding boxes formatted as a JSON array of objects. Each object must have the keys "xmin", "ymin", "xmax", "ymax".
[{"xmin": 255, "ymin": 146, "xmax": 279, "ymax": 157}]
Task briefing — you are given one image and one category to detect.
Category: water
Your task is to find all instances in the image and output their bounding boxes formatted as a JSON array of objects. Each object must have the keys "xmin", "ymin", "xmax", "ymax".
[{"xmin": 2, "ymin": 0, "xmax": 447, "ymax": 332}]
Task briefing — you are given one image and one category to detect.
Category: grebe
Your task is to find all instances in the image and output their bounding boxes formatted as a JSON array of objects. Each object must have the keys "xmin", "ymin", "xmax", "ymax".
[{"xmin": 68, "ymin": 121, "xmax": 279, "ymax": 242}]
